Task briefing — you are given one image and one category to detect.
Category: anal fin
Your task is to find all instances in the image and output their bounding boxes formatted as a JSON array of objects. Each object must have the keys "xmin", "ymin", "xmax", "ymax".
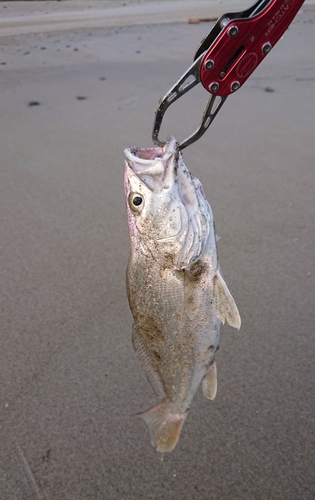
[{"xmin": 202, "ymin": 361, "xmax": 217, "ymax": 400}]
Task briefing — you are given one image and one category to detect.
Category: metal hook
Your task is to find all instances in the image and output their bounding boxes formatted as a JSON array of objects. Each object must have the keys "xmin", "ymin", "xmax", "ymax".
[{"xmin": 152, "ymin": 54, "xmax": 228, "ymax": 150}]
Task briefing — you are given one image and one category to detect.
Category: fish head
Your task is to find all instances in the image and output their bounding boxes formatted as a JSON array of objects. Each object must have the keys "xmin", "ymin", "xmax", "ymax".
[{"xmin": 124, "ymin": 137, "xmax": 213, "ymax": 270}]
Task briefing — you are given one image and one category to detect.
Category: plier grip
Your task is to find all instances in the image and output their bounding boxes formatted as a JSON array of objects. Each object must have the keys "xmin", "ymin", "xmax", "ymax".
[{"xmin": 152, "ymin": 0, "xmax": 305, "ymax": 150}]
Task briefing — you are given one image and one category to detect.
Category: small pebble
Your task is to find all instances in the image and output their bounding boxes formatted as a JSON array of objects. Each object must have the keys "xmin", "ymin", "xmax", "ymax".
[
  {"xmin": 74, "ymin": 48, "xmax": 79, "ymax": 51},
  {"xmin": 41, "ymin": 47, "xmax": 46, "ymax": 50},
  {"xmin": 24, "ymin": 52, "xmax": 30, "ymax": 55},
  {"xmin": 1, "ymin": 62, "xmax": 6, "ymax": 65},
  {"xmin": 76, "ymin": 96, "xmax": 87, "ymax": 100},
  {"xmin": 136, "ymin": 50, "xmax": 141, "ymax": 54},
  {"xmin": 100, "ymin": 77, "xmax": 106, "ymax": 81},
  {"xmin": 28, "ymin": 101, "xmax": 41, "ymax": 107},
  {"xmin": 265, "ymin": 86, "xmax": 275, "ymax": 92}
]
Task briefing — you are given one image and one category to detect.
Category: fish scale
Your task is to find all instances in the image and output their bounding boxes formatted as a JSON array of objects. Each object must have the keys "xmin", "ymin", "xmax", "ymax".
[{"xmin": 130, "ymin": 258, "xmax": 210, "ymax": 409}]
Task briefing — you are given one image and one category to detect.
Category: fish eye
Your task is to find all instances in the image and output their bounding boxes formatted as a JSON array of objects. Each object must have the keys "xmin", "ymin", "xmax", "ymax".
[{"xmin": 129, "ymin": 192, "xmax": 144, "ymax": 212}]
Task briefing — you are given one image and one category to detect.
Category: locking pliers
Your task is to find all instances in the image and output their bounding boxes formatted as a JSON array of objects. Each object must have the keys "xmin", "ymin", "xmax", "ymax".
[{"xmin": 152, "ymin": 0, "xmax": 305, "ymax": 150}]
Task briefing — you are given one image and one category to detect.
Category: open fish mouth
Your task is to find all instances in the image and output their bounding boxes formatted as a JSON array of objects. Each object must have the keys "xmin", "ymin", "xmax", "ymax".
[
  {"xmin": 124, "ymin": 138, "xmax": 177, "ymax": 193},
  {"xmin": 128, "ymin": 146, "xmax": 164, "ymax": 161}
]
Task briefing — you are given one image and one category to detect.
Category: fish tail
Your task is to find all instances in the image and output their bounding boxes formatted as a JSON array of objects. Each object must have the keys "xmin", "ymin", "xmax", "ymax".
[{"xmin": 139, "ymin": 403, "xmax": 187, "ymax": 453}]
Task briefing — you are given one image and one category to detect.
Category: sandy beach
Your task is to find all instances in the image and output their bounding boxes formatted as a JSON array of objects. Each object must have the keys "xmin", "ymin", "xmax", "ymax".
[
  {"xmin": 1, "ymin": 1, "xmax": 315, "ymax": 499},
  {"xmin": 0, "ymin": 1, "xmax": 251, "ymax": 35}
]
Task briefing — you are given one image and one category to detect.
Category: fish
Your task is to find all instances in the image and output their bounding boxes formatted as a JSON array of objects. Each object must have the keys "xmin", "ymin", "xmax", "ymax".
[{"xmin": 124, "ymin": 136, "xmax": 241, "ymax": 453}]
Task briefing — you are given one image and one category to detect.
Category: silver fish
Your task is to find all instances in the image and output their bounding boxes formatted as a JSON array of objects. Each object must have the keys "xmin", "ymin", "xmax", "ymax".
[{"xmin": 124, "ymin": 137, "xmax": 240, "ymax": 453}]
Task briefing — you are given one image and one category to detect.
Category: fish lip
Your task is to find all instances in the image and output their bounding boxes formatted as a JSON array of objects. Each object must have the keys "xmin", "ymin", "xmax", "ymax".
[
  {"xmin": 124, "ymin": 141, "xmax": 176, "ymax": 193},
  {"xmin": 124, "ymin": 137, "xmax": 177, "ymax": 170},
  {"xmin": 124, "ymin": 147, "xmax": 165, "ymax": 192},
  {"xmin": 124, "ymin": 161, "xmax": 155, "ymax": 193},
  {"xmin": 124, "ymin": 146, "xmax": 164, "ymax": 166}
]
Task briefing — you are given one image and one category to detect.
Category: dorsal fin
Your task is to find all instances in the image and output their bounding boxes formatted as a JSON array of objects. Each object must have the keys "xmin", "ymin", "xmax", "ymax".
[{"xmin": 132, "ymin": 324, "xmax": 166, "ymax": 399}]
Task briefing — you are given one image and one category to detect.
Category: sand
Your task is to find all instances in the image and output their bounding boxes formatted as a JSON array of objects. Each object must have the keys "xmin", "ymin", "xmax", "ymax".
[
  {"xmin": 0, "ymin": 1, "xmax": 251, "ymax": 35},
  {"xmin": 1, "ymin": 1, "xmax": 315, "ymax": 499}
]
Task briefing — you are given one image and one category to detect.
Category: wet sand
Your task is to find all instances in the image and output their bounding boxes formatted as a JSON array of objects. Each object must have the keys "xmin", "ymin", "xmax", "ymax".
[
  {"xmin": 1, "ymin": 1, "xmax": 315, "ymax": 499},
  {"xmin": 0, "ymin": 0, "xmax": 250, "ymax": 35}
]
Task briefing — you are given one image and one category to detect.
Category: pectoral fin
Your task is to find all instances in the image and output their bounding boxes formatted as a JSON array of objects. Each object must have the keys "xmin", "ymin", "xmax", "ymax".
[
  {"xmin": 202, "ymin": 361, "xmax": 217, "ymax": 400},
  {"xmin": 213, "ymin": 268, "xmax": 241, "ymax": 330}
]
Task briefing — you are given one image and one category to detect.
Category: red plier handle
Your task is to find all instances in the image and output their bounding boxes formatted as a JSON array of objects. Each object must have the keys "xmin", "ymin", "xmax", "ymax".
[{"xmin": 152, "ymin": 0, "xmax": 305, "ymax": 150}]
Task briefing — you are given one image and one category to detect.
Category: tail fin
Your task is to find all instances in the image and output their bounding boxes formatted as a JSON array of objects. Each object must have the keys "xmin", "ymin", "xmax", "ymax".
[{"xmin": 139, "ymin": 403, "xmax": 187, "ymax": 453}]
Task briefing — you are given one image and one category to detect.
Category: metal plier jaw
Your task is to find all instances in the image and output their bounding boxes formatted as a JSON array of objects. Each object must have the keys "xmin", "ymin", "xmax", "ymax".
[{"xmin": 152, "ymin": 0, "xmax": 305, "ymax": 150}]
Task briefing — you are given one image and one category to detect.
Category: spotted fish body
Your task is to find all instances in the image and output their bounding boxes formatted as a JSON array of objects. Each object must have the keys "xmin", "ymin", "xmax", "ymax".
[{"xmin": 124, "ymin": 137, "xmax": 240, "ymax": 453}]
